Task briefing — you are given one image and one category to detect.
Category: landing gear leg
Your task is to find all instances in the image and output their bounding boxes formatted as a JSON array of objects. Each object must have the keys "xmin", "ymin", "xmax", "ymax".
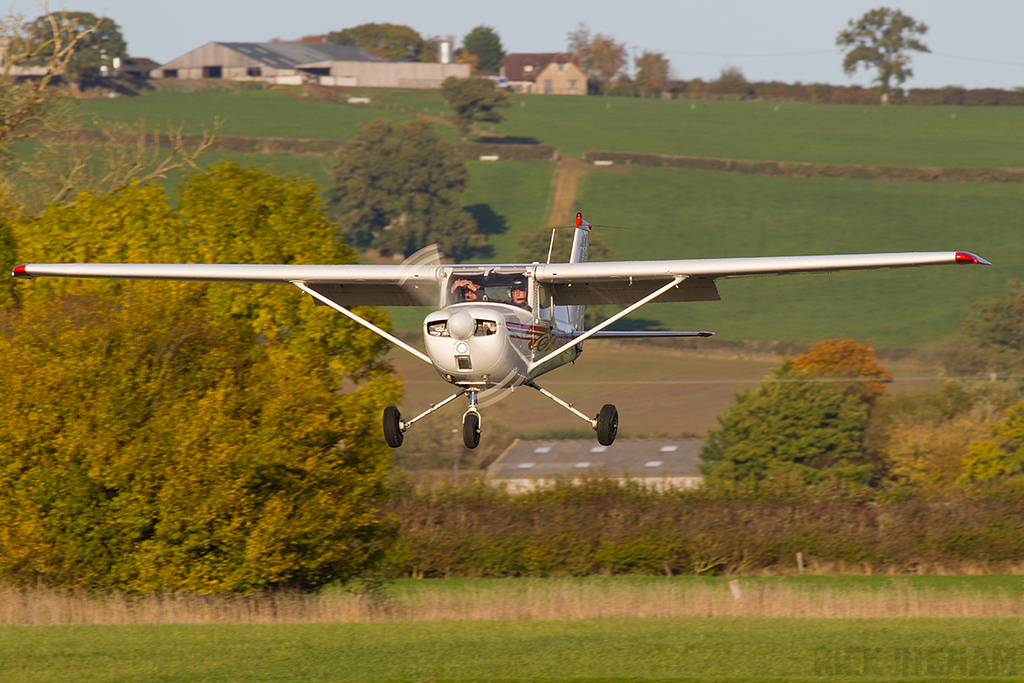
[
  {"xmin": 526, "ymin": 381, "xmax": 618, "ymax": 446},
  {"xmin": 462, "ymin": 390, "xmax": 481, "ymax": 449}
]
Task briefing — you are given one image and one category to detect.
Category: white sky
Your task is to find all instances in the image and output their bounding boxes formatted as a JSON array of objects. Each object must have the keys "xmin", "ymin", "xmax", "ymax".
[{"xmin": 7, "ymin": 0, "xmax": 1024, "ymax": 89}]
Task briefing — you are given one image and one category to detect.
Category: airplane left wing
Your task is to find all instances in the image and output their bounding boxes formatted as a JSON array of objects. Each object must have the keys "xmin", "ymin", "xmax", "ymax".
[
  {"xmin": 533, "ymin": 251, "xmax": 990, "ymax": 305},
  {"xmin": 12, "ymin": 263, "xmax": 443, "ymax": 307}
]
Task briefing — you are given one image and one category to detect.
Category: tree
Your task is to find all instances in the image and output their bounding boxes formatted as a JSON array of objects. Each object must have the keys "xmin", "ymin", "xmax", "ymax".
[
  {"xmin": 0, "ymin": 164, "xmax": 399, "ymax": 592},
  {"xmin": 836, "ymin": 7, "xmax": 929, "ymax": 98},
  {"xmin": 708, "ymin": 66, "xmax": 749, "ymax": 95},
  {"xmin": 792, "ymin": 338, "xmax": 892, "ymax": 406},
  {"xmin": 566, "ymin": 23, "xmax": 627, "ymax": 92},
  {"xmin": 2, "ymin": 9, "xmax": 220, "ymax": 214},
  {"xmin": 700, "ymin": 361, "xmax": 870, "ymax": 488},
  {"xmin": 326, "ymin": 23, "xmax": 434, "ymax": 61},
  {"xmin": 328, "ymin": 118, "xmax": 481, "ymax": 261},
  {"xmin": 961, "ymin": 279, "xmax": 1024, "ymax": 372},
  {"xmin": 462, "ymin": 26, "xmax": 505, "ymax": 73},
  {"xmin": 960, "ymin": 401, "xmax": 1024, "ymax": 485},
  {"xmin": 1, "ymin": 9, "xmax": 96, "ymax": 158},
  {"xmin": 26, "ymin": 11, "xmax": 127, "ymax": 89},
  {"xmin": 634, "ymin": 51, "xmax": 671, "ymax": 95},
  {"xmin": 440, "ymin": 76, "xmax": 512, "ymax": 136}
]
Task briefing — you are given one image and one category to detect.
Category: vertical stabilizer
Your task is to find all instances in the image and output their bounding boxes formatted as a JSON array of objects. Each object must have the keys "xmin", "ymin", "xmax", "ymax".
[
  {"xmin": 566, "ymin": 212, "xmax": 590, "ymax": 331},
  {"xmin": 569, "ymin": 212, "xmax": 591, "ymax": 264}
]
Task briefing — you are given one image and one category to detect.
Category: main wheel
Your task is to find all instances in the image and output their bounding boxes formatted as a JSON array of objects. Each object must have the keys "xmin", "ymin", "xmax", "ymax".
[
  {"xmin": 383, "ymin": 406, "xmax": 404, "ymax": 448},
  {"xmin": 463, "ymin": 411, "xmax": 481, "ymax": 449},
  {"xmin": 596, "ymin": 404, "xmax": 618, "ymax": 446}
]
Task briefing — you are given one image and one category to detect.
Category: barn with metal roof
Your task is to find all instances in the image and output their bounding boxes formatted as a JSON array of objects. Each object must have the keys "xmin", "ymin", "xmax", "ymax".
[
  {"xmin": 486, "ymin": 438, "xmax": 705, "ymax": 492},
  {"xmin": 154, "ymin": 42, "xmax": 469, "ymax": 87}
]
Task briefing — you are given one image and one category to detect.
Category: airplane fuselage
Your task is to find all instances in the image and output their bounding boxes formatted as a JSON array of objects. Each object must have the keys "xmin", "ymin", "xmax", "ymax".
[{"xmin": 423, "ymin": 270, "xmax": 582, "ymax": 391}]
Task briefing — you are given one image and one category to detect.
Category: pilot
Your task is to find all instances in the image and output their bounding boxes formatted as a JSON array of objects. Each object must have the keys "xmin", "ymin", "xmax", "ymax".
[
  {"xmin": 510, "ymin": 279, "xmax": 529, "ymax": 308},
  {"xmin": 451, "ymin": 278, "xmax": 483, "ymax": 302}
]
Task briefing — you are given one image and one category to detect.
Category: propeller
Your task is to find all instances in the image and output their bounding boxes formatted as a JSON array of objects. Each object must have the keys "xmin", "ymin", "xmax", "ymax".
[{"xmin": 396, "ymin": 243, "xmax": 446, "ymax": 307}]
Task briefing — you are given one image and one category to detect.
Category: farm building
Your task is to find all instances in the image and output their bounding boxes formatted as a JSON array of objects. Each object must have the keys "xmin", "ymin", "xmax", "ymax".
[
  {"xmin": 486, "ymin": 438, "xmax": 705, "ymax": 492},
  {"xmin": 500, "ymin": 53, "xmax": 586, "ymax": 95},
  {"xmin": 153, "ymin": 42, "xmax": 469, "ymax": 87}
]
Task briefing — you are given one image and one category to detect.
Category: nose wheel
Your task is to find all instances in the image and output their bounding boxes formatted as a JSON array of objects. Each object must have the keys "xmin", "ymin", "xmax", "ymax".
[{"xmin": 462, "ymin": 411, "xmax": 481, "ymax": 449}]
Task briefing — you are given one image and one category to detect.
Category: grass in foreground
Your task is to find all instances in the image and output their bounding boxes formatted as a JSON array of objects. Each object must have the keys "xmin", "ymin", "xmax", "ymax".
[{"xmin": 1, "ymin": 617, "xmax": 1021, "ymax": 682}]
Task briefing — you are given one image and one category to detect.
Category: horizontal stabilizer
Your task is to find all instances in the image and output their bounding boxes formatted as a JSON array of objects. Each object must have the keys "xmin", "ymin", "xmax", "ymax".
[{"xmin": 572, "ymin": 330, "xmax": 714, "ymax": 338}]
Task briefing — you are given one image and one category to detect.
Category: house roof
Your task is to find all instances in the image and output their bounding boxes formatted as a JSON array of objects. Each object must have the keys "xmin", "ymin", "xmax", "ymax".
[
  {"xmin": 501, "ymin": 52, "xmax": 579, "ymax": 82},
  {"xmin": 217, "ymin": 42, "xmax": 386, "ymax": 68},
  {"xmin": 486, "ymin": 438, "xmax": 705, "ymax": 480}
]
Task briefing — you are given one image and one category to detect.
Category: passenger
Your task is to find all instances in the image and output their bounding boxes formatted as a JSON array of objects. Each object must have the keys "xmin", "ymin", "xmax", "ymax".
[
  {"xmin": 451, "ymin": 278, "xmax": 483, "ymax": 302},
  {"xmin": 510, "ymin": 279, "xmax": 529, "ymax": 308}
]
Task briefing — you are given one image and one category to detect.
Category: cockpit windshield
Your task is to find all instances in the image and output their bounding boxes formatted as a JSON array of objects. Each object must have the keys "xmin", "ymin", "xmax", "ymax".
[{"xmin": 446, "ymin": 271, "xmax": 530, "ymax": 309}]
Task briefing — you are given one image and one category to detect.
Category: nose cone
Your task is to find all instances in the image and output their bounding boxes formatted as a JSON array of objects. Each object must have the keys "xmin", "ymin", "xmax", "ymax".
[{"xmin": 447, "ymin": 310, "xmax": 476, "ymax": 340}]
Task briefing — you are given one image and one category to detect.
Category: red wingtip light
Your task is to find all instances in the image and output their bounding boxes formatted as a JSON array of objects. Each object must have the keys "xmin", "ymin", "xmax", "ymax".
[
  {"xmin": 12, "ymin": 264, "xmax": 29, "ymax": 279},
  {"xmin": 955, "ymin": 251, "xmax": 991, "ymax": 266},
  {"xmin": 576, "ymin": 212, "xmax": 583, "ymax": 229},
  {"xmin": 698, "ymin": 331, "xmax": 715, "ymax": 337}
]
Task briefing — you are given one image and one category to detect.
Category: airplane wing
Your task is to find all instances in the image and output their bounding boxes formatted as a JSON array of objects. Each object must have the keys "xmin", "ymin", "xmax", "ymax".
[
  {"xmin": 13, "ymin": 251, "xmax": 989, "ymax": 308},
  {"xmin": 533, "ymin": 251, "xmax": 991, "ymax": 305},
  {"xmin": 12, "ymin": 263, "xmax": 443, "ymax": 307}
]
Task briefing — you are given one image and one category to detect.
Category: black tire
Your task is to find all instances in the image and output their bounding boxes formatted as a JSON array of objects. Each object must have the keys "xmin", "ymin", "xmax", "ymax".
[
  {"xmin": 596, "ymin": 404, "xmax": 618, "ymax": 446},
  {"xmin": 383, "ymin": 406, "xmax": 404, "ymax": 448},
  {"xmin": 463, "ymin": 411, "xmax": 481, "ymax": 449}
]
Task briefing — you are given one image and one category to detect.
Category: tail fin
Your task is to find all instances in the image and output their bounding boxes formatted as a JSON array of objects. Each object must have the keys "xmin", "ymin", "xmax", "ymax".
[
  {"xmin": 569, "ymin": 212, "xmax": 591, "ymax": 264},
  {"xmin": 566, "ymin": 212, "xmax": 591, "ymax": 332}
]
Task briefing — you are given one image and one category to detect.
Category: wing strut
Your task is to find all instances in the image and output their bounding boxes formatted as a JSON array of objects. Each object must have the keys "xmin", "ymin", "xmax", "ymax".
[
  {"xmin": 528, "ymin": 276, "xmax": 685, "ymax": 373},
  {"xmin": 292, "ymin": 280, "xmax": 433, "ymax": 365}
]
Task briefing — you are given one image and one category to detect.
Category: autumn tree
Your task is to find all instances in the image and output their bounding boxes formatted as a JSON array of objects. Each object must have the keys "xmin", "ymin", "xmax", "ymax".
[
  {"xmin": 634, "ymin": 51, "xmax": 671, "ymax": 95},
  {"xmin": 708, "ymin": 66, "xmax": 749, "ymax": 95},
  {"xmin": 440, "ymin": 76, "xmax": 512, "ymax": 136},
  {"xmin": 327, "ymin": 23, "xmax": 435, "ymax": 61},
  {"xmin": 961, "ymin": 279, "xmax": 1024, "ymax": 372},
  {"xmin": 0, "ymin": 163, "xmax": 399, "ymax": 592},
  {"xmin": 2, "ymin": 9, "xmax": 220, "ymax": 214},
  {"xmin": 328, "ymin": 118, "xmax": 481, "ymax": 260},
  {"xmin": 462, "ymin": 26, "xmax": 505, "ymax": 73},
  {"xmin": 700, "ymin": 360, "xmax": 871, "ymax": 488},
  {"xmin": 25, "ymin": 11, "xmax": 127, "ymax": 89},
  {"xmin": 1, "ymin": 9, "xmax": 96, "ymax": 160},
  {"xmin": 566, "ymin": 23, "xmax": 627, "ymax": 92},
  {"xmin": 792, "ymin": 338, "xmax": 892, "ymax": 406},
  {"xmin": 836, "ymin": 7, "xmax": 929, "ymax": 99},
  {"xmin": 960, "ymin": 401, "xmax": 1024, "ymax": 486}
]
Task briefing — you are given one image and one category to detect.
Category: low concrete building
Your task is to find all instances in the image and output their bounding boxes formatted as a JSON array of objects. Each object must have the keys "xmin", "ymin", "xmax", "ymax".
[
  {"xmin": 500, "ymin": 53, "xmax": 586, "ymax": 95},
  {"xmin": 486, "ymin": 438, "xmax": 705, "ymax": 492},
  {"xmin": 154, "ymin": 42, "xmax": 469, "ymax": 88}
]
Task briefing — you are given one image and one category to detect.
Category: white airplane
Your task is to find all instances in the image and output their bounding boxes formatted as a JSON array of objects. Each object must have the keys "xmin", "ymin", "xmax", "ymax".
[{"xmin": 13, "ymin": 213, "xmax": 990, "ymax": 450}]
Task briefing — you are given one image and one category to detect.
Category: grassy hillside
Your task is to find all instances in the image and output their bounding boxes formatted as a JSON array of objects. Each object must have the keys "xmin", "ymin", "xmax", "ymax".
[
  {"xmin": 76, "ymin": 87, "xmax": 460, "ymax": 142},
  {"xmin": 77, "ymin": 88, "xmax": 1024, "ymax": 168},
  {"xmin": 499, "ymin": 95, "xmax": 1024, "ymax": 166}
]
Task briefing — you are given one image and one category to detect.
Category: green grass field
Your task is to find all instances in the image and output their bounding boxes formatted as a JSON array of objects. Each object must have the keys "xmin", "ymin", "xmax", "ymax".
[
  {"xmin": 499, "ymin": 95, "xmax": 1024, "ymax": 166},
  {"xmin": 78, "ymin": 88, "xmax": 1024, "ymax": 168},
  {"xmin": 2, "ymin": 618, "xmax": 1020, "ymax": 682},
  {"xmin": 76, "ymin": 87, "xmax": 417, "ymax": 139}
]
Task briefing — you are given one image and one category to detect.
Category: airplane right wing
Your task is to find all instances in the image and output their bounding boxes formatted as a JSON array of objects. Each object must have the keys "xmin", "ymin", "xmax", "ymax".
[{"xmin": 533, "ymin": 251, "xmax": 991, "ymax": 305}]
